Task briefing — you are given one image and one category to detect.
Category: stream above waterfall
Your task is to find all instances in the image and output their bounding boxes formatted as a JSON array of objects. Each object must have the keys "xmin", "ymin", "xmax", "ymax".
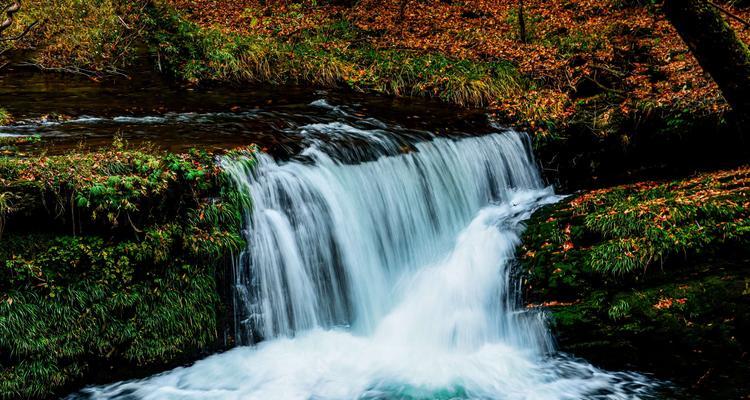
[{"xmin": 0, "ymin": 69, "xmax": 489, "ymax": 157}]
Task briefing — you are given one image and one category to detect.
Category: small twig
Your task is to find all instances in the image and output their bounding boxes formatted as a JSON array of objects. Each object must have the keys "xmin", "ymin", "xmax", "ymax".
[
  {"xmin": 127, "ymin": 213, "xmax": 143, "ymax": 234},
  {"xmin": 584, "ymin": 75, "xmax": 625, "ymax": 94},
  {"xmin": 590, "ymin": 63, "xmax": 626, "ymax": 78},
  {"xmin": 518, "ymin": 0, "xmax": 527, "ymax": 43},
  {"xmin": 14, "ymin": 61, "xmax": 100, "ymax": 77},
  {"xmin": 117, "ymin": 15, "xmax": 131, "ymax": 30},
  {"xmin": 694, "ymin": 367, "xmax": 713, "ymax": 387},
  {"xmin": 70, "ymin": 192, "xmax": 76, "ymax": 237},
  {"xmin": 707, "ymin": 1, "xmax": 750, "ymax": 29}
]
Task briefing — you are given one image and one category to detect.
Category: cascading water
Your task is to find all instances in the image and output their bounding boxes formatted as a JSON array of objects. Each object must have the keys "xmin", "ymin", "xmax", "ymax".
[
  {"xmin": 76, "ymin": 127, "xmax": 661, "ymax": 399},
  {"xmin": 223, "ymin": 131, "xmax": 547, "ymax": 344}
]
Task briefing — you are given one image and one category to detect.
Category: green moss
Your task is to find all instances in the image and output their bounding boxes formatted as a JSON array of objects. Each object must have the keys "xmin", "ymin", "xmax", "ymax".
[
  {"xmin": 521, "ymin": 167, "xmax": 749, "ymax": 301},
  {"xmin": 0, "ymin": 109, "xmax": 11, "ymax": 125},
  {"xmin": 0, "ymin": 235, "xmax": 220, "ymax": 398},
  {"xmin": 546, "ymin": 268, "xmax": 750, "ymax": 391},
  {"xmin": 521, "ymin": 166, "xmax": 750, "ymax": 395},
  {"xmin": 0, "ymin": 143, "xmax": 257, "ymax": 399}
]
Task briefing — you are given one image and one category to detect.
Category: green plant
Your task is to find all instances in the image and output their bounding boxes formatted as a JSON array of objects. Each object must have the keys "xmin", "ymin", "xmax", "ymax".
[
  {"xmin": 0, "ymin": 109, "xmax": 11, "ymax": 125},
  {"xmin": 145, "ymin": 5, "xmax": 523, "ymax": 107},
  {"xmin": 0, "ymin": 142, "xmax": 257, "ymax": 398}
]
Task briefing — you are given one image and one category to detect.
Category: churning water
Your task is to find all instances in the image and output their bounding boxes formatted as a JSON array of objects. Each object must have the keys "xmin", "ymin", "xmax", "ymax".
[{"xmin": 75, "ymin": 127, "xmax": 662, "ymax": 399}]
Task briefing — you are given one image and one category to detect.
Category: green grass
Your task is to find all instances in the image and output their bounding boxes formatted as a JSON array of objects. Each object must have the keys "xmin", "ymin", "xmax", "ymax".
[
  {"xmin": 0, "ymin": 235, "xmax": 220, "ymax": 398},
  {"xmin": 520, "ymin": 166, "xmax": 749, "ymax": 300},
  {"xmin": 146, "ymin": 5, "xmax": 523, "ymax": 107},
  {"xmin": 545, "ymin": 30, "xmax": 606, "ymax": 58},
  {"xmin": 0, "ymin": 109, "xmax": 11, "ymax": 125}
]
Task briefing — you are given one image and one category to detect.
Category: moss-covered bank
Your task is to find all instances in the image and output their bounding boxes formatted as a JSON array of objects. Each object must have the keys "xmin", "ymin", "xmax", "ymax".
[
  {"xmin": 519, "ymin": 166, "xmax": 750, "ymax": 397},
  {"xmin": 0, "ymin": 141, "xmax": 255, "ymax": 399}
]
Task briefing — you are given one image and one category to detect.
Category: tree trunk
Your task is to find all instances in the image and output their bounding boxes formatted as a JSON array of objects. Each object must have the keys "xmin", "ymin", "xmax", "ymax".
[
  {"xmin": 663, "ymin": 0, "xmax": 750, "ymax": 130},
  {"xmin": 398, "ymin": 0, "xmax": 410, "ymax": 24},
  {"xmin": 518, "ymin": 0, "xmax": 527, "ymax": 43}
]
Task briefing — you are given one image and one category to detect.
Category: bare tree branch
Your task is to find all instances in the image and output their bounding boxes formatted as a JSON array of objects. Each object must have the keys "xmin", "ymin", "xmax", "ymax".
[
  {"xmin": 1, "ymin": 0, "xmax": 38, "ymax": 43},
  {"xmin": 0, "ymin": 1, "xmax": 21, "ymax": 34},
  {"xmin": 707, "ymin": 1, "xmax": 750, "ymax": 30}
]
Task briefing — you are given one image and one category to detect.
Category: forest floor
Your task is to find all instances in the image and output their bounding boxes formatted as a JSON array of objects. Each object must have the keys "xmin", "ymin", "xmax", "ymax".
[
  {"xmin": 161, "ymin": 0, "xmax": 750, "ymax": 138},
  {"xmin": 6, "ymin": 0, "xmax": 747, "ymax": 185}
]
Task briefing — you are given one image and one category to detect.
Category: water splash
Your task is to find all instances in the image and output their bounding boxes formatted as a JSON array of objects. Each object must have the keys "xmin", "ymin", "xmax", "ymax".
[{"xmin": 74, "ymin": 131, "xmax": 663, "ymax": 399}]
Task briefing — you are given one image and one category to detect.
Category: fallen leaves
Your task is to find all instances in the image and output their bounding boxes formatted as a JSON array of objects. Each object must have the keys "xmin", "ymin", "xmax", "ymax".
[
  {"xmin": 526, "ymin": 300, "xmax": 580, "ymax": 308},
  {"xmin": 653, "ymin": 297, "xmax": 687, "ymax": 310},
  {"xmin": 164, "ymin": 0, "xmax": 750, "ymax": 132}
]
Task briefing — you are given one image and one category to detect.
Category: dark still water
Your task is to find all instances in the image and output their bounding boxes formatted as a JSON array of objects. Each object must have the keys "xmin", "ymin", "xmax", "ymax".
[{"xmin": 0, "ymin": 66, "xmax": 492, "ymax": 157}]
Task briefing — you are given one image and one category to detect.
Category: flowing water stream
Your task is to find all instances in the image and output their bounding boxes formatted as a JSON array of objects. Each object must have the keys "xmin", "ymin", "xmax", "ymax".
[
  {"xmin": 5, "ymin": 70, "xmax": 669, "ymax": 399},
  {"xmin": 69, "ymin": 127, "xmax": 663, "ymax": 399}
]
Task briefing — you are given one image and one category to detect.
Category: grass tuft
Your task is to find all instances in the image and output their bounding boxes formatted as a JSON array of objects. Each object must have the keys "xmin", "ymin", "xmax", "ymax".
[
  {"xmin": 0, "ymin": 109, "xmax": 11, "ymax": 125},
  {"xmin": 146, "ymin": 6, "xmax": 522, "ymax": 107}
]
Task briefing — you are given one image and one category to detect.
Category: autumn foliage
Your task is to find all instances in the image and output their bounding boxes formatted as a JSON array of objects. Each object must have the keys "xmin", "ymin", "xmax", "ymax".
[{"xmin": 165, "ymin": 0, "xmax": 749, "ymax": 136}]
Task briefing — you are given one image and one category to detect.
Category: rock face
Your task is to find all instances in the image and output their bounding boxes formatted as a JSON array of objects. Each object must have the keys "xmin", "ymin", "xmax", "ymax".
[
  {"xmin": 518, "ymin": 166, "xmax": 750, "ymax": 398},
  {"xmin": 0, "ymin": 145, "xmax": 255, "ymax": 399}
]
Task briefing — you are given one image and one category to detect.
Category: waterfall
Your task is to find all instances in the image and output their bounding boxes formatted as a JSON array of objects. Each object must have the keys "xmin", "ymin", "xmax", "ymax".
[
  {"xmin": 76, "ymin": 128, "xmax": 661, "ymax": 399},
  {"xmin": 222, "ymin": 131, "xmax": 547, "ymax": 345}
]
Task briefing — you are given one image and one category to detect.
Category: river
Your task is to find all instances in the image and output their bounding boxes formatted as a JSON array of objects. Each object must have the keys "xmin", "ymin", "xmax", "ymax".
[{"xmin": 2, "ymin": 70, "xmax": 674, "ymax": 399}]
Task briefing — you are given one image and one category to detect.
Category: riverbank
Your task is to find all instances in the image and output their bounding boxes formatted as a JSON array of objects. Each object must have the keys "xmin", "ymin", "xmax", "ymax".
[
  {"xmin": 2, "ymin": 137, "xmax": 748, "ymax": 399},
  {"xmin": 519, "ymin": 166, "xmax": 750, "ymax": 398},
  {"xmin": 0, "ymin": 142, "xmax": 255, "ymax": 398},
  {"xmin": 156, "ymin": 0, "xmax": 746, "ymax": 125},
  {"xmin": 3, "ymin": 0, "xmax": 749, "ymax": 187}
]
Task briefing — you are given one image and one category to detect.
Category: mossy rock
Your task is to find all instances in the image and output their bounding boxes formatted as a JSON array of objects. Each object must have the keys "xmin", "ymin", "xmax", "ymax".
[
  {"xmin": 0, "ymin": 144, "xmax": 257, "ymax": 399},
  {"xmin": 519, "ymin": 166, "xmax": 750, "ymax": 397}
]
